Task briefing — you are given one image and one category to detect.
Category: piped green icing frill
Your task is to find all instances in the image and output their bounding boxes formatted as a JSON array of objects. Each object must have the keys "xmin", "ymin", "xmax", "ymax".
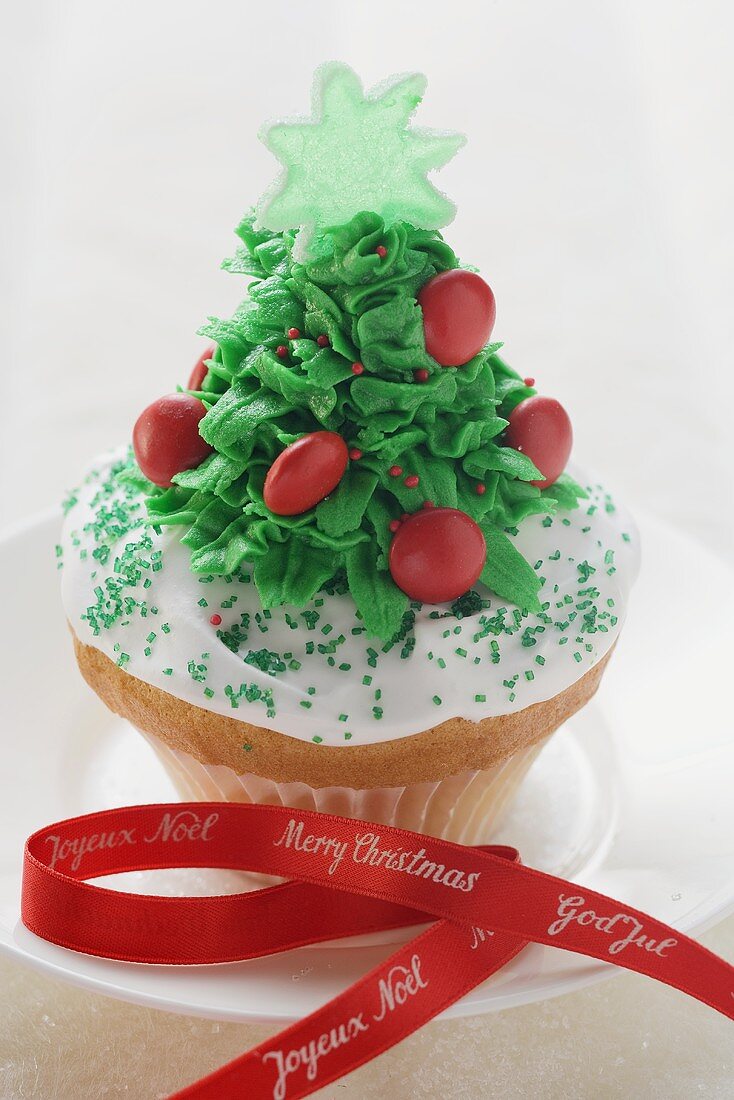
[{"xmin": 134, "ymin": 211, "xmax": 584, "ymax": 641}]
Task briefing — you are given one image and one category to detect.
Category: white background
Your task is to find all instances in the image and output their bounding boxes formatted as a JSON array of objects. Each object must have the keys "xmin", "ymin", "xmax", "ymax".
[{"xmin": 1, "ymin": 1, "xmax": 733, "ymax": 1096}]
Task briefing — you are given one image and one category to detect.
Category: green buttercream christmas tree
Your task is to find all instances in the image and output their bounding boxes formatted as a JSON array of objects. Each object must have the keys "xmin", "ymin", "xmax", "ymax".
[{"xmin": 135, "ymin": 64, "xmax": 584, "ymax": 641}]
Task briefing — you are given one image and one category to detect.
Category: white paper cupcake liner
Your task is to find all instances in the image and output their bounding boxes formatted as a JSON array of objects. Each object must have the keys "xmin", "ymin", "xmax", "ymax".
[{"xmin": 141, "ymin": 730, "xmax": 549, "ymax": 846}]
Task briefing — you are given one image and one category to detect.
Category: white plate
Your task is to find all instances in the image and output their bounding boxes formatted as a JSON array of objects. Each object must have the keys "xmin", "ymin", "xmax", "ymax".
[{"xmin": 1, "ymin": 512, "xmax": 732, "ymax": 1023}]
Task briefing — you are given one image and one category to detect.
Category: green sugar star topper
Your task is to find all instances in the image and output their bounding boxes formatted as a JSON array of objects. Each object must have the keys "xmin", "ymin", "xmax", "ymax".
[{"xmin": 255, "ymin": 63, "xmax": 465, "ymax": 254}]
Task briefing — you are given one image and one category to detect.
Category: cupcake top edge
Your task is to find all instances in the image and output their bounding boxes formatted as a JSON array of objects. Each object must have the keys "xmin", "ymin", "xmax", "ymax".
[{"xmin": 59, "ymin": 448, "xmax": 639, "ymax": 745}]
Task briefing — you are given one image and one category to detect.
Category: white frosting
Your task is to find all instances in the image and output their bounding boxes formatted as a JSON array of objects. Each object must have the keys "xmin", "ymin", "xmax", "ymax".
[{"xmin": 60, "ymin": 449, "xmax": 639, "ymax": 746}]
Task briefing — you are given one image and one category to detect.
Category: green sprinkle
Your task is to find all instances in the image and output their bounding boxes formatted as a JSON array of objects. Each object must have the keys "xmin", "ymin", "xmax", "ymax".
[
  {"xmin": 244, "ymin": 648, "xmax": 286, "ymax": 676},
  {"xmin": 187, "ymin": 658, "xmax": 208, "ymax": 684},
  {"xmin": 432, "ymin": 695, "xmax": 442, "ymax": 706},
  {"xmin": 474, "ymin": 693, "xmax": 486, "ymax": 703},
  {"xmin": 301, "ymin": 610, "xmax": 319, "ymax": 631}
]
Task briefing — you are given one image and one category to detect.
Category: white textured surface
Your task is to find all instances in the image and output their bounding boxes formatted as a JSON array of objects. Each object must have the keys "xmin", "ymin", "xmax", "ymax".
[
  {"xmin": 1, "ymin": 923, "xmax": 734, "ymax": 1099},
  {"xmin": 2, "ymin": 1, "xmax": 733, "ymax": 1096}
]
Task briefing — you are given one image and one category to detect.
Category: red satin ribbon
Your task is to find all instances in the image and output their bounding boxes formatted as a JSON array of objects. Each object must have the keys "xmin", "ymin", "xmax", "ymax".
[{"xmin": 22, "ymin": 803, "xmax": 734, "ymax": 1099}]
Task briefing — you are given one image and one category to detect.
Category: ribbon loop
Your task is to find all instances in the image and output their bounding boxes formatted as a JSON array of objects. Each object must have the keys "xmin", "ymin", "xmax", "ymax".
[{"xmin": 22, "ymin": 803, "xmax": 734, "ymax": 1099}]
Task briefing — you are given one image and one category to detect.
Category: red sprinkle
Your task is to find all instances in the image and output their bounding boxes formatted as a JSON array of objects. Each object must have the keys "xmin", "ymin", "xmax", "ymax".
[
  {"xmin": 524, "ymin": 377, "xmax": 535, "ymax": 387},
  {"xmin": 316, "ymin": 334, "xmax": 330, "ymax": 348},
  {"xmin": 209, "ymin": 613, "xmax": 222, "ymax": 626},
  {"xmin": 375, "ymin": 245, "xmax": 388, "ymax": 258},
  {"xmin": 389, "ymin": 519, "xmax": 402, "ymax": 533},
  {"xmin": 422, "ymin": 500, "xmax": 435, "ymax": 509},
  {"xmin": 413, "ymin": 368, "xmax": 430, "ymax": 383},
  {"xmin": 275, "ymin": 345, "xmax": 288, "ymax": 359},
  {"xmin": 348, "ymin": 448, "xmax": 363, "ymax": 461},
  {"xmin": 287, "ymin": 327, "xmax": 301, "ymax": 339},
  {"xmin": 475, "ymin": 483, "xmax": 486, "ymax": 496},
  {"xmin": 404, "ymin": 475, "xmax": 420, "ymax": 489},
  {"xmin": 389, "ymin": 465, "xmax": 403, "ymax": 478},
  {"xmin": 351, "ymin": 362, "xmax": 364, "ymax": 375}
]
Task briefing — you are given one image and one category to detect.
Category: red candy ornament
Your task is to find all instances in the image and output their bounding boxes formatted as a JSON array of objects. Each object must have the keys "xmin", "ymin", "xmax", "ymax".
[
  {"xmin": 263, "ymin": 431, "xmax": 348, "ymax": 516},
  {"xmin": 505, "ymin": 395, "xmax": 573, "ymax": 490},
  {"xmin": 132, "ymin": 393, "xmax": 212, "ymax": 488},
  {"xmin": 187, "ymin": 344, "xmax": 216, "ymax": 391},
  {"xmin": 389, "ymin": 507, "xmax": 486, "ymax": 604},
  {"xmin": 418, "ymin": 270, "xmax": 496, "ymax": 367}
]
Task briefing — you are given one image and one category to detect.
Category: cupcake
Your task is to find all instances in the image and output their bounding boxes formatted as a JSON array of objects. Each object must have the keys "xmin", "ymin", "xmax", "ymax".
[{"xmin": 60, "ymin": 64, "xmax": 638, "ymax": 844}]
